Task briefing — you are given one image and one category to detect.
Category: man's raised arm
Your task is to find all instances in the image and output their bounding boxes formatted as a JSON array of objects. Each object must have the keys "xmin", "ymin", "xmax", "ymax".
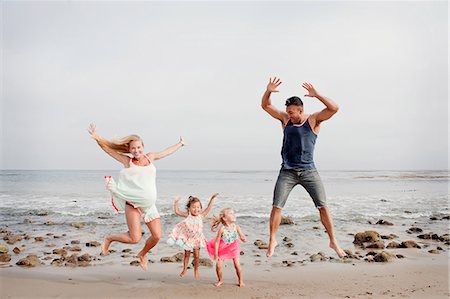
[{"xmin": 261, "ymin": 77, "xmax": 288, "ymax": 122}]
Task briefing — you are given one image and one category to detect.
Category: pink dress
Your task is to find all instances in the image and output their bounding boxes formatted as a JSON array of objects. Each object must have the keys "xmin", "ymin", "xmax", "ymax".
[
  {"xmin": 167, "ymin": 214, "xmax": 206, "ymax": 251},
  {"xmin": 206, "ymin": 224, "xmax": 240, "ymax": 260}
]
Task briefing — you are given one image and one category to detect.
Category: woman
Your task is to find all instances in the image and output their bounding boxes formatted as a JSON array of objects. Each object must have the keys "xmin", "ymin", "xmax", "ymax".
[{"xmin": 88, "ymin": 123, "xmax": 184, "ymax": 271}]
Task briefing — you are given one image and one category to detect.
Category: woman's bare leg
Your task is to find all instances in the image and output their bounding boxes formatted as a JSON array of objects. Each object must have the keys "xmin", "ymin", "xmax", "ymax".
[
  {"xmin": 137, "ymin": 218, "xmax": 162, "ymax": 271},
  {"xmin": 101, "ymin": 205, "xmax": 142, "ymax": 255}
]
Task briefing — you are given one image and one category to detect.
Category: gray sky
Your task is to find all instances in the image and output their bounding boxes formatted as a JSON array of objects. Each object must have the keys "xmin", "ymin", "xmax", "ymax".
[{"xmin": 1, "ymin": 1, "xmax": 448, "ymax": 171}]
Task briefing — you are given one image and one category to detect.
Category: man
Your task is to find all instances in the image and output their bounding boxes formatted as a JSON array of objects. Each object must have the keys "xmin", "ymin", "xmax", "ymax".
[{"xmin": 261, "ymin": 77, "xmax": 346, "ymax": 258}]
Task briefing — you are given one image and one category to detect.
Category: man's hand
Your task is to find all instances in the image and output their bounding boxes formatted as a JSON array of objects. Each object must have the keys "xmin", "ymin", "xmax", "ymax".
[
  {"xmin": 302, "ymin": 82, "xmax": 319, "ymax": 98},
  {"xmin": 267, "ymin": 77, "xmax": 282, "ymax": 93}
]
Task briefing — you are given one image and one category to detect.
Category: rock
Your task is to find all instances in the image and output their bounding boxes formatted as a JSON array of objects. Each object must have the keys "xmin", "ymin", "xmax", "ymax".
[
  {"xmin": 418, "ymin": 234, "xmax": 431, "ymax": 240},
  {"xmin": 400, "ymin": 240, "xmax": 421, "ymax": 249},
  {"xmin": 13, "ymin": 246, "xmax": 26, "ymax": 254},
  {"xmin": 439, "ymin": 234, "xmax": 449, "ymax": 242},
  {"xmin": 34, "ymin": 237, "xmax": 45, "ymax": 242},
  {"xmin": 130, "ymin": 260, "xmax": 140, "ymax": 266},
  {"xmin": 173, "ymin": 252, "xmax": 184, "ymax": 262},
  {"xmin": 5, "ymin": 235, "xmax": 22, "ymax": 245},
  {"xmin": 240, "ymin": 251, "xmax": 244, "ymax": 255},
  {"xmin": 24, "ymin": 235, "xmax": 31, "ymax": 240},
  {"xmin": 254, "ymin": 239, "xmax": 269, "ymax": 249},
  {"xmin": 53, "ymin": 249, "xmax": 67, "ymax": 256},
  {"xmin": 310, "ymin": 252, "xmax": 327, "ymax": 262},
  {"xmin": 376, "ymin": 219, "xmax": 394, "ymax": 226},
  {"xmin": 366, "ymin": 251, "xmax": 378, "ymax": 256},
  {"xmin": 353, "ymin": 231, "xmax": 381, "ymax": 246},
  {"xmin": 386, "ymin": 241, "xmax": 401, "ymax": 249},
  {"xmin": 51, "ymin": 258, "xmax": 64, "ymax": 266},
  {"xmin": 44, "ymin": 221, "xmax": 55, "ymax": 225},
  {"xmin": 16, "ymin": 254, "xmax": 41, "ymax": 267},
  {"xmin": 406, "ymin": 227, "xmax": 423, "ymax": 233},
  {"xmin": 37, "ymin": 211, "xmax": 48, "ymax": 216},
  {"xmin": 68, "ymin": 246, "xmax": 82, "ymax": 252},
  {"xmin": 23, "ymin": 219, "xmax": 33, "ymax": 224},
  {"xmin": 373, "ymin": 251, "xmax": 396, "ymax": 262},
  {"xmin": 78, "ymin": 253, "xmax": 92, "ymax": 262},
  {"xmin": 428, "ymin": 249, "xmax": 440, "ymax": 254},
  {"xmin": 280, "ymin": 216, "xmax": 294, "ymax": 225},
  {"xmin": 437, "ymin": 246, "xmax": 443, "ymax": 251},
  {"xmin": 430, "ymin": 216, "xmax": 438, "ymax": 221},
  {"xmin": 442, "ymin": 215, "xmax": 450, "ymax": 220},
  {"xmin": 365, "ymin": 241, "xmax": 385, "ymax": 249},
  {"xmin": 121, "ymin": 254, "xmax": 130, "ymax": 258},
  {"xmin": 291, "ymin": 251, "xmax": 298, "ymax": 255},
  {"xmin": 160, "ymin": 256, "xmax": 177, "ymax": 263},
  {"xmin": 381, "ymin": 234, "xmax": 398, "ymax": 240},
  {"xmin": 122, "ymin": 248, "xmax": 132, "ymax": 253},
  {"xmin": 282, "ymin": 260, "xmax": 296, "ymax": 267},
  {"xmin": 285, "ymin": 242, "xmax": 294, "ymax": 248},
  {"xmin": 71, "ymin": 240, "xmax": 80, "ymax": 244},
  {"xmin": 71, "ymin": 223, "xmax": 85, "ymax": 229},
  {"xmin": 86, "ymin": 241, "xmax": 101, "ymax": 247},
  {"xmin": 312, "ymin": 226, "xmax": 320, "ymax": 230},
  {"xmin": 0, "ymin": 253, "xmax": 11, "ymax": 263},
  {"xmin": 45, "ymin": 242, "xmax": 57, "ymax": 247},
  {"xmin": 404, "ymin": 210, "xmax": 412, "ymax": 214},
  {"xmin": 283, "ymin": 236, "xmax": 292, "ymax": 242},
  {"xmin": 0, "ymin": 244, "xmax": 8, "ymax": 253},
  {"xmin": 193, "ymin": 258, "xmax": 213, "ymax": 268},
  {"xmin": 396, "ymin": 254, "xmax": 405, "ymax": 259},
  {"xmin": 65, "ymin": 254, "xmax": 79, "ymax": 267}
]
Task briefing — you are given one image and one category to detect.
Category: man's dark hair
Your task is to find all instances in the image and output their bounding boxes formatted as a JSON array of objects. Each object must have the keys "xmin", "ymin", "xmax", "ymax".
[{"xmin": 285, "ymin": 96, "xmax": 303, "ymax": 107}]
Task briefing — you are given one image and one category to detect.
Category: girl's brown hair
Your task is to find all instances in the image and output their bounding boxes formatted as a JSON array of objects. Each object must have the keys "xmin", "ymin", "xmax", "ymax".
[{"xmin": 186, "ymin": 196, "xmax": 202, "ymax": 211}]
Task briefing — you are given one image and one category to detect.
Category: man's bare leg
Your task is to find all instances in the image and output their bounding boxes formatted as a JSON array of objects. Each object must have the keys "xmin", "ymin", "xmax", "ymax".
[
  {"xmin": 318, "ymin": 207, "xmax": 346, "ymax": 257},
  {"xmin": 267, "ymin": 206, "xmax": 282, "ymax": 257}
]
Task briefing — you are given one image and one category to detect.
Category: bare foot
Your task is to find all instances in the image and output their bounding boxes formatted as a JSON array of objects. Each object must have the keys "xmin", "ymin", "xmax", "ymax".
[
  {"xmin": 330, "ymin": 242, "xmax": 347, "ymax": 258},
  {"xmin": 266, "ymin": 240, "xmax": 278, "ymax": 257},
  {"xmin": 137, "ymin": 253, "xmax": 148, "ymax": 271},
  {"xmin": 238, "ymin": 281, "xmax": 245, "ymax": 287},
  {"xmin": 194, "ymin": 269, "xmax": 199, "ymax": 280},
  {"xmin": 179, "ymin": 269, "xmax": 187, "ymax": 278},
  {"xmin": 214, "ymin": 281, "xmax": 223, "ymax": 287},
  {"xmin": 100, "ymin": 236, "xmax": 111, "ymax": 256}
]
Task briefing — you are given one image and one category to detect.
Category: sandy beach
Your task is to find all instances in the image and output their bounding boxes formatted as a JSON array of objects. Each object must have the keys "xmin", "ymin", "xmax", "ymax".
[{"xmin": 1, "ymin": 252, "xmax": 448, "ymax": 299}]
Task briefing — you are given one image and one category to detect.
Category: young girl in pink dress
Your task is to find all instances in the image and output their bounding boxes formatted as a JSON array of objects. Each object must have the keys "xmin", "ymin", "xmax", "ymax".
[
  {"xmin": 206, "ymin": 208, "xmax": 247, "ymax": 287},
  {"xmin": 167, "ymin": 193, "xmax": 218, "ymax": 279}
]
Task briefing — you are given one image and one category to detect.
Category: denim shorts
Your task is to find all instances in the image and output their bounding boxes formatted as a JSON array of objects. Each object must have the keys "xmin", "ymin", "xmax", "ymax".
[{"xmin": 272, "ymin": 168, "xmax": 326, "ymax": 209}]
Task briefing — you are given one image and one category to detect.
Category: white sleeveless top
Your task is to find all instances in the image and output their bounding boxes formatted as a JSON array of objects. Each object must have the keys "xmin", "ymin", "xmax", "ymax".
[{"xmin": 106, "ymin": 156, "xmax": 159, "ymax": 222}]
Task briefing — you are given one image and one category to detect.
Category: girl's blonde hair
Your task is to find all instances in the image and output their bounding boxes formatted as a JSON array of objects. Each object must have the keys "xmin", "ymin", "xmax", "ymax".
[
  {"xmin": 93, "ymin": 134, "xmax": 143, "ymax": 154},
  {"xmin": 210, "ymin": 208, "xmax": 233, "ymax": 232}
]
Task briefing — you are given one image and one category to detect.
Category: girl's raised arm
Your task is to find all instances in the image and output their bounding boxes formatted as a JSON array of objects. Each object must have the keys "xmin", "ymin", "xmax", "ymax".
[
  {"xmin": 201, "ymin": 192, "xmax": 219, "ymax": 218},
  {"xmin": 173, "ymin": 196, "xmax": 189, "ymax": 217}
]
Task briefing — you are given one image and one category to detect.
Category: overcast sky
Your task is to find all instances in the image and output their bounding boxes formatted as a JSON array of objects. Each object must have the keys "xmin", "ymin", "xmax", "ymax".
[{"xmin": 1, "ymin": 1, "xmax": 448, "ymax": 171}]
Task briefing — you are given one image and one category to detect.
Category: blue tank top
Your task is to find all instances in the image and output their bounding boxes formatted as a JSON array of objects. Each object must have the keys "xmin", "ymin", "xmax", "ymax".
[{"xmin": 281, "ymin": 117, "xmax": 317, "ymax": 170}]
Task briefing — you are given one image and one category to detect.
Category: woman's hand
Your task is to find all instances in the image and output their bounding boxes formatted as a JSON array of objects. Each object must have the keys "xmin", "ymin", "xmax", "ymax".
[
  {"xmin": 179, "ymin": 136, "xmax": 185, "ymax": 147},
  {"xmin": 87, "ymin": 123, "xmax": 97, "ymax": 137}
]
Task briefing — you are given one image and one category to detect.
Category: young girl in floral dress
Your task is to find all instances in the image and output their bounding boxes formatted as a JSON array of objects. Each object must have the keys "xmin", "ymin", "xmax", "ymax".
[{"xmin": 167, "ymin": 193, "xmax": 218, "ymax": 279}]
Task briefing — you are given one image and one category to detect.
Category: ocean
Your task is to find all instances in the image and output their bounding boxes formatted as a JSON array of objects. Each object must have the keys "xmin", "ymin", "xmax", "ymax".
[{"xmin": 1, "ymin": 169, "xmax": 448, "ymax": 262}]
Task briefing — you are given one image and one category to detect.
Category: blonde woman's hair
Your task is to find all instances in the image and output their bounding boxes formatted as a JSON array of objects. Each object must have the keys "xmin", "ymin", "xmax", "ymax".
[
  {"xmin": 210, "ymin": 208, "xmax": 233, "ymax": 232},
  {"xmin": 93, "ymin": 134, "xmax": 143, "ymax": 154}
]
